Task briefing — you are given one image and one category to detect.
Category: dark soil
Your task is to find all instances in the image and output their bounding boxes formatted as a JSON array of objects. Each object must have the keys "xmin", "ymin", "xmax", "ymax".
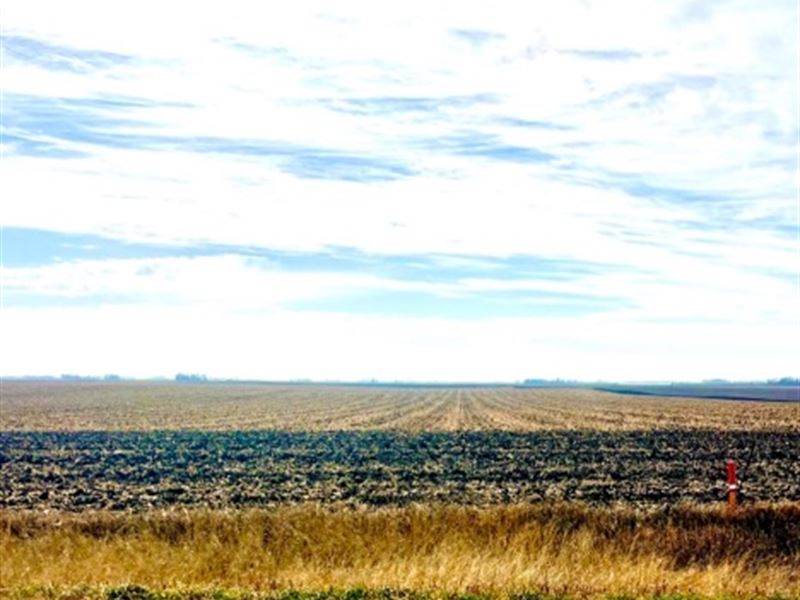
[{"xmin": 1, "ymin": 430, "xmax": 798, "ymax": 510}]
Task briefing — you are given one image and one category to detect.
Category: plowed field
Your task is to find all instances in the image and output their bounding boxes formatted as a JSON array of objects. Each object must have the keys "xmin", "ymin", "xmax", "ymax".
[
  {"xmin": 2, "ymin": 382, "xmax": 798, "ymax": 431},
  {"xmin": 2, "ymin": 430, "xmax": 799, "ymax": 509}
]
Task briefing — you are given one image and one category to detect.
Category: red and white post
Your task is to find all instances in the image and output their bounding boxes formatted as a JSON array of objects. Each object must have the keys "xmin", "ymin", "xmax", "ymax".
[{"xmin": 726, "ymin": 459, "xmax": 739, "ymax": 508}]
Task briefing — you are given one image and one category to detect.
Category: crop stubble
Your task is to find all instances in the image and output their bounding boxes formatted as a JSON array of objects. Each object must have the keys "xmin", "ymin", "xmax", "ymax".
[
  {"xmin": 2, "ymin": 383, "xmax": 799, "ymax": 509},
  {"xmin": 2, "ymin": 383, "xmax": 800, "ymax": 598},
  {"xmin": 2, "ymin": 429, "xmax": 799, "ymax": 510},
  {"xmin": 2, "ymin": 382, "xmax": 798, "ymax": 432}
]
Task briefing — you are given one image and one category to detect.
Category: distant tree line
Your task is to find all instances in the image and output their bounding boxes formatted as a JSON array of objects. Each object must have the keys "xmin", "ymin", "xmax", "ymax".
[
  {"xmin": 522, "ymin": 378, "xmax": 580, "ymax": 387},
  {"xmin": 768, "ymin": 377, "xmax": 800, "ymax": 386},
  {"xmin": 60, "ymin": 374, "xmax": 122, "ymax": 381},
  {"xmin": 175, "ymin": 373, "xmax": 208, "ymax": 383}
]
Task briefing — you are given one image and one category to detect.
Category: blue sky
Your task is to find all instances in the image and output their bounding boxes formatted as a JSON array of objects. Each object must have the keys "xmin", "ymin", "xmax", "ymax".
[{"xmin": 1, "ymin": 0, "xmax": 798, "ymax": 381}]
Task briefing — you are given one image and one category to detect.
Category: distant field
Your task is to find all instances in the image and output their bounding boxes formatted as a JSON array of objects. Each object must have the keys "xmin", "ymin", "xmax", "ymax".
[
  {"xmin": 2, "ymin": 382, "xmax": 798, "ymax": 431},
  {"xmin": 596, "ymin": 383, "xmax": 800, "ymax": 402}
]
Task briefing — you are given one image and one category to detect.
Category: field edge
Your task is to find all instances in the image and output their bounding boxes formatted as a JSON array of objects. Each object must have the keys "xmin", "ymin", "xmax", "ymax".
[{"xmin": 2, "ymin": 586, "xmax": 798, "ymax": 600}]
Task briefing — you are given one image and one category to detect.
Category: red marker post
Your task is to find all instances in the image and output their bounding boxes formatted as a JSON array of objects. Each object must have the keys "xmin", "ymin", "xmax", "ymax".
[{"xmin": 726, "ymin": 459, "xmax": 739, "ymax": 508}]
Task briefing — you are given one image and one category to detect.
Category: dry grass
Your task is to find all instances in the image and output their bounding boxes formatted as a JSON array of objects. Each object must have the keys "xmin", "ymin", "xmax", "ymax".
[
  {"xmin": 2, "ymin": 503, "xmax": 799, "ymax": 598},
  {"xmin": 2, "ymin": 382, "xmax": 798, "ymax": 432}
]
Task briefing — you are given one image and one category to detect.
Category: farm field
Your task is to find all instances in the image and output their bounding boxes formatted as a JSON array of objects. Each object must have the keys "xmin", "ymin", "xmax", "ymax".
[
  {"xmin": 2, "ymin": 383, "xmax": 799, "ymax": 599},
  {"xmin": 2, "ymin": 381, "xmax": 799, "ymax": 431},
  {"xmin": 596, "ymin": 383, "xmax": 800, "ymax": 402},
  {"xmin": 2, "ymin": 429, "xmax": 800, "ymax": 509}
]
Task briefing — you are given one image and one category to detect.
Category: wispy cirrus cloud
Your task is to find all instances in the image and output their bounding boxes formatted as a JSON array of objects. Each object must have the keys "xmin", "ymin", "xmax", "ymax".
[
  {"xmin": 4, "ymin": 93, "xmax": 416, "ymax": 181},
  {"xmin": 2, "ymin": 35, "xmax": 132, "ymax": 72},
  {"xmin": 560, "ymin": 48, "xmax": 644, "ymax": 61},
  {"xmin": 450, "ymin": 29, "xmax": 506, "ymax": 47},
  {"xmin": 1, "ymin": 0, "xmax": 797, "ymax": 380}
]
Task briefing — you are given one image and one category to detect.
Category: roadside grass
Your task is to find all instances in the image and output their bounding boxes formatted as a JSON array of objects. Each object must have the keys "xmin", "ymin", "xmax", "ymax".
[
  {"xmin": 0, "ymin": 586, "xmax": 797, "ymax": 600},
  {"xmin": 2, "ymin": 503, "xmax": 798, "ymax": 599}
]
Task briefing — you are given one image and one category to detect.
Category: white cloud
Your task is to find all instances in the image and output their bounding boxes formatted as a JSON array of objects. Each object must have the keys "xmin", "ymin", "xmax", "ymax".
[
  {"xmin": 2, "ymin": 0, "xmax": 798, "ymax": 380},
  {"xmin": 2, "ymin": 303, "xmax": 796, "ymax": 381},
  {"xmin": 2, "ymin": 255, "xmax": 449, "ymax": 306},
  {"xmin": 3, "ymin": 251, "xmax": 796, "ymax": 330}
]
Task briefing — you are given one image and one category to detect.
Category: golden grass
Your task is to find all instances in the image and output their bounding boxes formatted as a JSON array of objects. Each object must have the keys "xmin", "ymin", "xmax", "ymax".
[
  {"xmin": 2, "ymin": 382, "xmax": 798, "ymax": 432},
  {"xmin": 2, "ymin": 503, "xmax": 798, "ymax": 598}
]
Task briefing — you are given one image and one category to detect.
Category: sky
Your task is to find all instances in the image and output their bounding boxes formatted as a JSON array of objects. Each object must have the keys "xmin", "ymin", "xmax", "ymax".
[{"xmin": 1, "ymin": 0, "xmax": 798, "ymax": 382}]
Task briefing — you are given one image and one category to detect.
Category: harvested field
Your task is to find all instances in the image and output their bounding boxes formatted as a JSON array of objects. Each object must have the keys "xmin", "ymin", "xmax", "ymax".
[
  {"xmin": 3, "ymin": 383, "xmax": 799, "ymax": 599},
  {"xmin": 2, "ymin": 430, "xmax": 799, "ymax": 510},
  {"xmin": 1, "ymin": 504, "xmax": 799, "ymax": 598},
  {"xmin": 2, "ymin": 382, "xmax": 798, "ymax": 432},
  {"xmin": 597, "ymin": 383, "xmax": 800, "ymax": 402}
]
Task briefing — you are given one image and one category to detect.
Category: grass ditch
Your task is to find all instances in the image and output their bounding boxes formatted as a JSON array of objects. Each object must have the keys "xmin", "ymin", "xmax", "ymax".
[
  {"xmin": 2, "ymin": 503, "xmax": 798, "ymax": 598},
  {"xmin": 1, "ymin": 586, "xmax": 798, "ymax": 600}
]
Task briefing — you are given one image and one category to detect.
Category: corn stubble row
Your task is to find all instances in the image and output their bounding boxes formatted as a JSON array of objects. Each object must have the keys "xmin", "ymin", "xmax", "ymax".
[
  {"xmin": 2, "ymin": 383, "xmax": 799, "ymax": 432},
  {"xmin": 3, "ymin": 429, "xmax": 799, "ymax": 510}
]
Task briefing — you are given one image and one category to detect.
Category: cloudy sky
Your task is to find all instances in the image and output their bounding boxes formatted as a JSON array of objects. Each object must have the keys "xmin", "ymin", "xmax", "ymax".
[{"xmin": 1, "ymin": 0, "xmax": 798, "ymax": 381}]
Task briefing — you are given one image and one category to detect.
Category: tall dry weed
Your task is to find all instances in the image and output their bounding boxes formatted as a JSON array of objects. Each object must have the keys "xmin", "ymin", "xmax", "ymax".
[{"xmin": 1, "ymin": 503, "xmax": 798, "ymax": 597}]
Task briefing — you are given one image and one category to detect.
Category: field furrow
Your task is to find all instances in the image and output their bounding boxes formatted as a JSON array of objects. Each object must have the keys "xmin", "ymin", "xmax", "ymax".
[{"xmin": 2, "ymin": 382, "xmax": 799, "ymax": 432}]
